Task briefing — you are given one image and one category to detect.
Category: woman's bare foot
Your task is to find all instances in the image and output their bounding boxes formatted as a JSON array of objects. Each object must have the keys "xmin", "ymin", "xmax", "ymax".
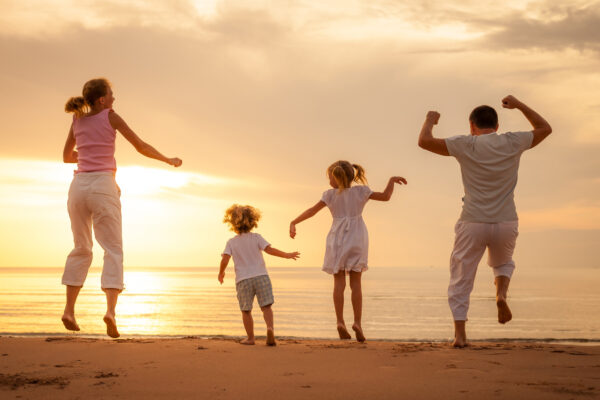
[
  {"xmin": 103, "ymin": 314, "xmax": 120, "ymax": 338},
  {"xmin": 266, "ymin": 328, "xmax": 276, "ymax": 346},
  {"xmin": 337, "ymin": 323, "xmax": 351, "ymax": 340},
  {"xmin": 352, "ymin": 324, "xmax": 366, "ymax": 343},
  {"xmin": 496, "ymin": 296, "xmax": 512, "ymax": 324},
  {"xmin": 240, "ymin": 337, "xmax": 255, "ymax": 345},
  {"xmin": 61, "ymin": 314, "xmax": 80, "ymax": 332}
]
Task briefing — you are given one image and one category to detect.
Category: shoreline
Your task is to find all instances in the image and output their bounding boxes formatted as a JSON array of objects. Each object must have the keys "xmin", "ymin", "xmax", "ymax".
[
  {"xmin": 1, "ymin": 336, "xmax": 599, "ymax": 399},
  {"xmin": 2, "ymin": 333, "xmax": 600, "ymax": 345}
]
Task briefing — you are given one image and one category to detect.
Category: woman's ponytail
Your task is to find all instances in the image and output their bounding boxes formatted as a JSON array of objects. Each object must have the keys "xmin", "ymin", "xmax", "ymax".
[
  {"xmin": 64, "ymin": 96, "xmax": 86, "ymax": 117},
  {"xmin": 64, "ymin": 78, "xmax": 111, "ymax": 118}
]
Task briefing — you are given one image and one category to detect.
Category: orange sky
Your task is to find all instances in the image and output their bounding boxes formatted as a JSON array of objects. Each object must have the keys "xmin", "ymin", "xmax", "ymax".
[{"xmin": 0, "ymin": 0, "xmax": 599, "ymax": 268}]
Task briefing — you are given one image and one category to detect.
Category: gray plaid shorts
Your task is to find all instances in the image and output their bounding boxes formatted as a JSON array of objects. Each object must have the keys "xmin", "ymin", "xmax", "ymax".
[{"xmin": 236, "ymin": 275, "xmax": 274, "ymax": 311}]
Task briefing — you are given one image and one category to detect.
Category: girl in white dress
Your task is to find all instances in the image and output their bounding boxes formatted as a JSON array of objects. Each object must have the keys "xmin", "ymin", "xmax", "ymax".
[{"xmin": 290, "ymin": 160, "xmax": 406, "ymax": 342}]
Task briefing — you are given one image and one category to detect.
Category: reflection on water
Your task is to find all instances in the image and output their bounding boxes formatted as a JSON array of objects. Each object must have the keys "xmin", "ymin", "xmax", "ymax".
[{"xmin": 1, "ymin": 266, "xmax": 599, "ymax": 340}]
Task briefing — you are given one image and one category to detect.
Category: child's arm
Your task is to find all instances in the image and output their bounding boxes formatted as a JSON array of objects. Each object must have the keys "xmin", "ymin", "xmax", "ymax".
[
  {"xmin": 62, "ymin": 125, "xmax": 78, "ymax": 163},
  {"xmin": 369, "ymin": 177, "xmax": 407, "ymax": 201},
  {"xmin": 264, "ymin": 246, "xmax": 300, "ymax": 260},
  {"xmin": 289, "ymin": 201, "xmax": 326, "ymax": 238},
  {"xmin": 218, "ymin": 254, "xmax": 230, "ymax": 284},
  {"xmin": 418, "ymin": 111, "xmax": 450, "ymax": 156}
]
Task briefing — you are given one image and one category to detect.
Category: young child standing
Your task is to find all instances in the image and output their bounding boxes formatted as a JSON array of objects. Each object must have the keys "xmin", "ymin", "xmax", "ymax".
[
  {"xmin": 219, "ymin": 204, "xmax": 300, "ymax": 346},
  {"xmin": 289, "ymin": 161, "xmax": 406, "ymax": 342}
]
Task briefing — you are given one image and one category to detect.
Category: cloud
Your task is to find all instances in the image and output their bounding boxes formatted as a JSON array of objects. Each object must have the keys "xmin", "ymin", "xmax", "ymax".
[{"xmin": 479, "ymin": 2, "xmax": 600, "ymax": 53}]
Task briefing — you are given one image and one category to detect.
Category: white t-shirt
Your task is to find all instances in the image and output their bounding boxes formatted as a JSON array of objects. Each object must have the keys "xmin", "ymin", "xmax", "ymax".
[
  {"xmin": 445, "ymin": 131, "xmax": 533, "ymax": 223},
  {"xmin": 222, "ymin": 232, "xmax": 271, "ymax": 283}
]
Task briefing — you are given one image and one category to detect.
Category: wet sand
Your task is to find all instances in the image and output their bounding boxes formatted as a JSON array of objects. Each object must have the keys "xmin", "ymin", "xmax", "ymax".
[{"xmin": 1, "ymin": 336, "xmax": 599, "ymax": 399}]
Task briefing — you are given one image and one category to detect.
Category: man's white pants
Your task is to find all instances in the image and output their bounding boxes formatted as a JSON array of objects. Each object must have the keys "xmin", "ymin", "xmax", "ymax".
[
  {"xmin": 62, "ymin": 172, "xmax": 124, "ymax": 290},
  {"xmin": 448, "ymin": 220, "xmax": 518, "ymax": 321}
]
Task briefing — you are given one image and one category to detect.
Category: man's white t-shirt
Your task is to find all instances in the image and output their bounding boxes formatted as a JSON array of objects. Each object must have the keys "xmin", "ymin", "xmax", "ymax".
[
  {"xmin": 445, "ymin": 131, "xmax": 533, "ymax": 223},
  {"xmin": 222, "ymin": 232, "xmax": 270, "ymax": 283}
]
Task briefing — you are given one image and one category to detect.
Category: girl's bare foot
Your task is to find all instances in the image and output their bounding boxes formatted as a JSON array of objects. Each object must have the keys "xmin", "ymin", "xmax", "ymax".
[
  {"xmin": 352, "ymin": 324, "xmax": 366, "ymax": 342},
  {"xmin": 240, "ymin": 337, "xmax": 255, "ymax": 345},
  {"xmin": 61, "ymin": 314, "xmax": 80, "ymax": 332},
  {"xmin": 266, "ymin": 329, "xmax": 276, "ymax": 346},
  {"xmin": 496, "ymin": 296, "xmax": 512, "ymax": 324},
  {"xmin": 337, "ymin": 323, "xmax": 351, "ymax": 340},
  {"xmin": 103, "ymin": 314, "xmax": 120, "ymax": 338}
]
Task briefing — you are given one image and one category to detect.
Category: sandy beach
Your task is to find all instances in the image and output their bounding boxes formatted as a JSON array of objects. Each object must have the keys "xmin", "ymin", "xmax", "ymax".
[{"xmin": 1, "ymin": 336, "xmax": 598, "ymax": 399}]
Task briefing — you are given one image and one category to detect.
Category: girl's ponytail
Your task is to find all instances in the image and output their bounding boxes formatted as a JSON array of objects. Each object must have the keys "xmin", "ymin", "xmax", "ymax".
[
  {"xmin": 352, "ymin": 164, "xmax": 367, "ymax": 185},
  {"xmin": 332, "ymin": 164, "xmax": 351, "ymax": 192},
  {"xmin": 64, "ymin": 96, "xmax": 86, "ymax": 117}
]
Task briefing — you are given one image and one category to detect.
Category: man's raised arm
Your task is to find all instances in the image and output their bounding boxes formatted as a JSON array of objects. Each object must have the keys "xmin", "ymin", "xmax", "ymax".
[
  {"xmin": 418, "ymin": 111, "xmax": 450, "ymax": 156},
  {"xmin": 502, "ymin": 95, "xmax": 552, "ymax": 148}
]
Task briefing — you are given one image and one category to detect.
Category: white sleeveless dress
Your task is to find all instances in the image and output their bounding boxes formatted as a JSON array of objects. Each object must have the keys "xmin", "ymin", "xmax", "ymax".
[{"xmin": 321, "ymin": 185, "xmax": 372, "ymax": 274}]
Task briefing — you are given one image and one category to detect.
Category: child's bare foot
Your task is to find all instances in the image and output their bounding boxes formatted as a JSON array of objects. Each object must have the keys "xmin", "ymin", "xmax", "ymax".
[
  {"xmin": 496, "ymin": 296, "xmax": 512, "ymax": 324},
  {"xmin": 337, "ymin": 323, "xmax": 351, "ymax": 340},
  {"xmin": 103, "ymin": 314, "xmax": 120, "ymax": 338},
  {"xmin": 452, "ymin": 336, "xmax": 468, "ymax": 348},
  {"xmin": 61, "ymin": 314, "xmax": 80, "ymax": 332},
  {"xmin": 240, "ymin": 337, "xmax": 255, "ymax": 345},
  {"xmin": 266, "ymin": 328, "xmax": 276, "ymax": 346},
  {"xmin": 352, "ymin": 324, "xmax": 366, "ymax": 343}
]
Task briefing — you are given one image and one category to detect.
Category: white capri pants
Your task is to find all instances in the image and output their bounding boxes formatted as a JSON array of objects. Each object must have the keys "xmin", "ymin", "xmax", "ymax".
[
  {"xmin": 62, "ymin": 172, "xmax": 124, "ymax": 290},
  {"xmin": 448, "ymin": 220, "xmax": 518, "ymax": 321}
]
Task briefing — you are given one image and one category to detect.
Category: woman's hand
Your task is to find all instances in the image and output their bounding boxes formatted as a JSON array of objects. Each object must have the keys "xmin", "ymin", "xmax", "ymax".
[
  {"xmin": 218, "ymin": 271, "xmax": 225, "ymax": 284},
  {"xmin": 168, "ymin": 157, "xmax": 183, "ymax": 167},
  {"xmin": 286, "ymin": 251, "xmax": 300, "ymax": 260}
]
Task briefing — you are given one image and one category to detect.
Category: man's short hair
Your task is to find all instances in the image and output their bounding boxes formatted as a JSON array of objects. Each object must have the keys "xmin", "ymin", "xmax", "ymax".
[{"xmin": 469, "ymin": 105, "xmax": 498, "ymax": 129}]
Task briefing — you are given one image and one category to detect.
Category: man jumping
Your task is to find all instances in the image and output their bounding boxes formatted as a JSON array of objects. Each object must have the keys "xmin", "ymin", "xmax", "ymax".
[{"xmin": 418, "ymin": 95, "xmax": 552, "ymax": 347}]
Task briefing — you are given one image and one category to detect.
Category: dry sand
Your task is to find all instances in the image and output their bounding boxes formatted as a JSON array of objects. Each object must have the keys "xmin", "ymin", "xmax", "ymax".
[{"xmin": 1, "ymin": 336, "xmax": 599, "ymax": 399}]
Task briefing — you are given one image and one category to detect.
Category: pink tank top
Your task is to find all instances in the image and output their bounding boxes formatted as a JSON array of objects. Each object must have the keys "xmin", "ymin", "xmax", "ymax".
[{"xmin": 73, "ymin": 109, "xmax": 117, "ymax": 173}]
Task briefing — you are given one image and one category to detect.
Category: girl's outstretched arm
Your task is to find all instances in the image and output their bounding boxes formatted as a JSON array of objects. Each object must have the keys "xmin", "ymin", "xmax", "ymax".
[
  {"xmin": 290, "ymin": 201, "xmax": 326, "ymax": 238},
  {"xmin": 369, "ymin": 176, "xmax": 407, "ymax": 201},
  {"xmin": 108, "ymin": 111, "xmax": 182, "ymax": 167},
  {"xmin": 218, "ymin": 254, "xmax": 230, "ymax": 284},
  {"xmin": 264, "ymin": 246, "xmax": 300, "ymax": 260},
  {"xmin": 62, "ymin": 125, "xmax": 78, "ymax": 163}
]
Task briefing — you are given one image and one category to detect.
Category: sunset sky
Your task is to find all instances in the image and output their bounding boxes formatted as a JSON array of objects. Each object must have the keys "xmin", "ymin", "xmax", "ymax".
[{"xmin": 0, "ymin": 0, "xmax": 598, "ymax": 269}]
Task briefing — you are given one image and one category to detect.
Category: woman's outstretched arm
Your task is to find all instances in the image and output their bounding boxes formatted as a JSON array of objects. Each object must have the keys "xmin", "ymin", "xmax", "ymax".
[
  {"xmin": 290, "ymin": 201, "xmax": 326, "ymax": 238},
  {"xmin": 369, "ymin": 176, "xmax": 407, "ymax": 201},
  {"xmin": 109, "ymin": 111, "xmax": 182, "ymax": 167},
  {"xmin": 62, "ymin": 125, "xmax": 78, "ymax": 163}
]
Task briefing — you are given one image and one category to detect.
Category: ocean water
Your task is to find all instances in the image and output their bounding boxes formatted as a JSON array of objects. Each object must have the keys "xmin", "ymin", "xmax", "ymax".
[{"xmin": 1, "ymin": 266, "xmax": 599, "ymax": 342}]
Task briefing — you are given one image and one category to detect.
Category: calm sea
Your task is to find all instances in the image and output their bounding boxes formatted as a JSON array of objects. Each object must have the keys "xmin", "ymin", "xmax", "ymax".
[{"xmin": 1, "ymin": 266, "xmax": 599, "ymax": 342}]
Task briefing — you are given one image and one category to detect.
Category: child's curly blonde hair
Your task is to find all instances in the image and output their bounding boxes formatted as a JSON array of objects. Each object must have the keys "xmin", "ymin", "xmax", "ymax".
[{"xmin": 223, "ymin": 204, "xmax": 261, "ymax": 234}]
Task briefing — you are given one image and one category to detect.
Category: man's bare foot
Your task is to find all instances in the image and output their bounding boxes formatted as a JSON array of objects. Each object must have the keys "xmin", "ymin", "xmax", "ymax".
[
  {"xmin": 453, "ymin": 320, "xmax": 467, "ymax": 348},
  {"xmin": 337, "ymin": 324, "xmax": 351, "ymax": 340},
  {"xmin": 61, "ymin": 314, "xmax": 80, "ymax": 332},
  {"xmin": 266, "ymin": 329, "xmax": 276, "ymax": 346},
  {"xmin": 496, "ymin": 296, "xmax": 512, "ymax": 324},
  {"xmin": 103, "ymin": 314, "xmax": 120, "ymax": 338},
  {"xmin": 240, "ymin": 337, "xmax": 255, "ymax": 345},
  {"xmin": 352, "ymin": 324, "xmax": 366, "ymax": 343}
]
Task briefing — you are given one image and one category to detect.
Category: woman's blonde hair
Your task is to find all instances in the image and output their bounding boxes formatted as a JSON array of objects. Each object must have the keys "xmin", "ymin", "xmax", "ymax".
[
  {"xmin": 327, "ymin": 160, "xmax": 367, "ymax": 192},
  {"xmin": 64, "ymin": 78, "xmax": 111, "ymax": 117},
  {"xmin": 223, "ymin": 204, "xmax": 261, "ymax": 234}
]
